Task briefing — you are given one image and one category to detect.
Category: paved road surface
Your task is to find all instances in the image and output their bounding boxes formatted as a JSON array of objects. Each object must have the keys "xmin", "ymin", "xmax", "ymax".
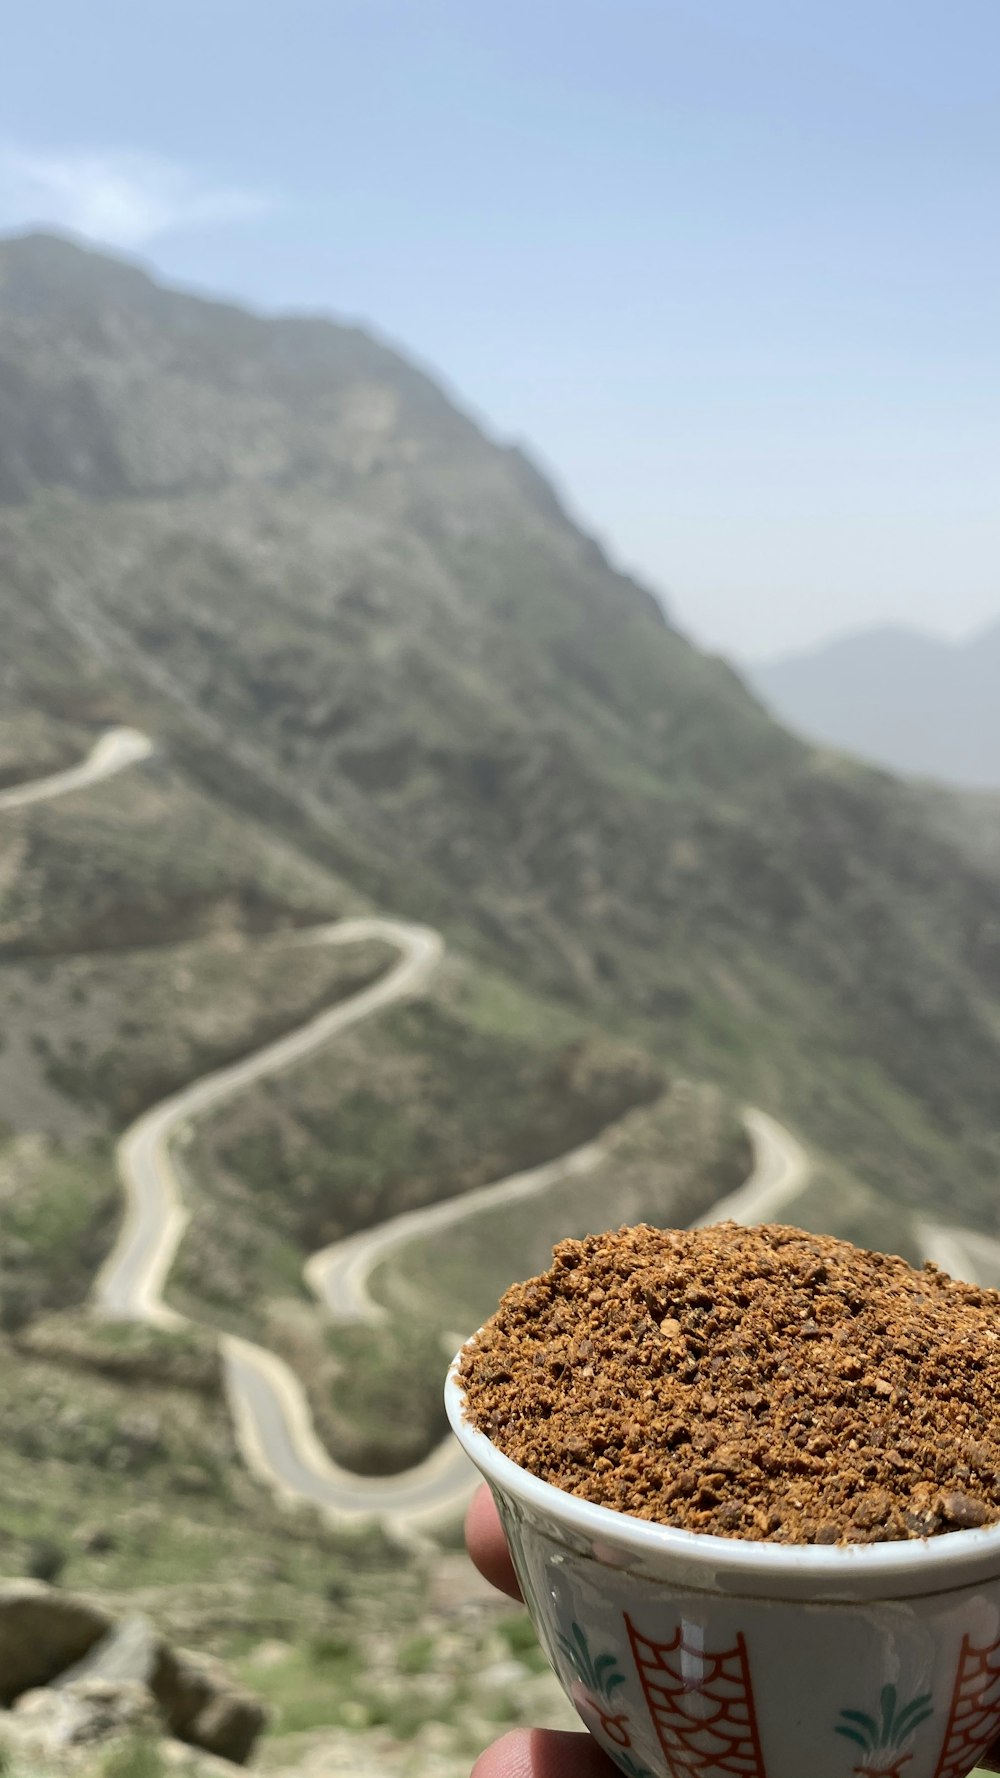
[
  {"xmin": 222, "ymin": 1334, "xmax": 475, "ymax": 1542},
  {"xmin": 0, "ymin": 727, "xmax": 152, "ymax": 811},
  {"xmin": 692, "ymin": 1107, "xmax": 811, "ymax": 1229},
  {"xmin": 918, "ymin": 1221, "xmax": 1000, "ymax": 1289}
]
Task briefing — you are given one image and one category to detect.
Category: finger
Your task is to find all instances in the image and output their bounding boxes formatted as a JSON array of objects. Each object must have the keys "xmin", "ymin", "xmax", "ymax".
[
  {"xmin": 471, "ymin": 1727, "xmax": 621, "ymax": 1778},
  {"xmin": 465, "ymin": 1483, "xmax": 522, "ymax": 1601}
]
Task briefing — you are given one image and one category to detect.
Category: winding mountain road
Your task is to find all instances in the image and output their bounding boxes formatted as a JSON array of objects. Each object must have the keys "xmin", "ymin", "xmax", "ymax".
[
  {"xmin": 0, "ymin": 727, "xmax": 152, "ymax": 811},
  {"xmin": 221, "ymin": 1332, "xmax": 475, "ymax": 1536},
  {"xmin": 3, "ymin": 723, "xmax": 891, "ymax": 1540},
  {"xmin": 94, "ymin": 918, "xmax": 443, "ymax": 1323},
  {"xmin": 692, "ymin": 1108, "xmax": 811, "ymax": 1229},
  {"xmin": 102, "ymin": 1037, "xmax": 815, "ymax": 1536}
]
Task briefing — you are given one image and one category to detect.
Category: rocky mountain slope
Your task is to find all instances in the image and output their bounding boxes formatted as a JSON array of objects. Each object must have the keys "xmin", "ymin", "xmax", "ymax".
[
  {"xmin": 751, "ymin": 621, "xmax": 1000, "ymax": 788},
  {"xmin": 2, "ymin": 228, "xmax": 1000, "ymax": 1778},
  {"xmin": 2, "ymin": 231, "xmax": 998, "ymax": 1237}
]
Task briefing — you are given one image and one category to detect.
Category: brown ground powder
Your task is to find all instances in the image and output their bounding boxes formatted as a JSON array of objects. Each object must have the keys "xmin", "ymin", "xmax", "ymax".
[{"xmin": 458, "ymin": 1222, "xmax": 1000, "ymax": 1544}]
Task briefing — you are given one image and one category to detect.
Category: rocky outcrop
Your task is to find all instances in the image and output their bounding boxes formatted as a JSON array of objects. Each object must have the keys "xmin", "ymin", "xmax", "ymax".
[
  {"xmin": 14, "ymin": 1676, "xmax": 160, "ymax": 1747},
  {"xmin": 152, "ymin": 1646, "xmax": 266, "ymax": 1765},
  {"xmin": 0, "ymin": 1582, "xmax": 113, "ymax": 1702},
  {"xmin": 5, "ymin": 1685, "xmax": 234, "ymax": 1778},
  {"xmin": 0, "ymin": 1585, "xmax": 266, "ymax": 1764}
]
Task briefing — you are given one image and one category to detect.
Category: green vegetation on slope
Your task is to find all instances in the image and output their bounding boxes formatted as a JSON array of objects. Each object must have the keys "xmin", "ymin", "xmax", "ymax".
[
  {"xmin": 0, "ymin": 755, "xmax": 351, "ymax": 957},
  {"xmin": 174, "ymin": 957, "xmax": 666, "ymax": 1338},
  {"xmin": 0, "ymin": 1134, "xmax": 118, "ymax": 1329},
  {"xmin": 2, "ymin": 931, "xmax": 391, "ymax": 1129},
  {"xmin": 0, "ymin": 925, "xmax": 392, "ymax": 1330},
  {"xmin": 0, "ymin": 709, "xmax": 91, "ymax": 789},
  {"xmin": 916, "ymin": 781, "xmax": 1000, "ymax": 881}
]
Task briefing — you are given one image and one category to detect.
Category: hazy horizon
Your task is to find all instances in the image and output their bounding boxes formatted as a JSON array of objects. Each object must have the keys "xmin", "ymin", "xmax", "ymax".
[
  {"xmin": 745, "ymin": 610, "xmax": 1000, "ymax": 668},
  {"xmin": 3, "ymin": 0, "xmax": 998, "ymax": 658}
]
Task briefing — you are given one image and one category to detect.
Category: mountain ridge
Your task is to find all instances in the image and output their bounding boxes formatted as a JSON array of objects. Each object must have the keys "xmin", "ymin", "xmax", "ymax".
[
  {"xmin": 750, "ymin": 618, "xmax": 1000, "ymax": 787},
  {"xmin": 0, "ymin": 229, "xmax": 666, "ymax": 621}
]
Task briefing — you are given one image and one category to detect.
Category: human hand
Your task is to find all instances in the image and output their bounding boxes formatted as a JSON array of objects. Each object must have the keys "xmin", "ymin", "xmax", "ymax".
[{"xmin": 466, "ymin": 1483, "xmax": 620, "ymax": 1777}]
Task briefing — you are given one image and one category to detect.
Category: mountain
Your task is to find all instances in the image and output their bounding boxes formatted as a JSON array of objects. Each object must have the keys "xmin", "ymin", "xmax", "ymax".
[
  {"xmin": 750, "ymin": 622, "xmax": 1000, "ymax": 788},
  {"xmin": 1, "ymin": 230, "xmax": 999, "ymax": 1241},
  {"xmin": 2, "ymin": 228, "xmax": 1000, "ymax": 1775}
]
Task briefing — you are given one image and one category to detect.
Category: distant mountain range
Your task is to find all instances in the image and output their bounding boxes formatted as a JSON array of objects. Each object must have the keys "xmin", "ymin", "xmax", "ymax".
[{"xmin": 750, "ymin": 623, "xmax": 1000, "ymax": 788}]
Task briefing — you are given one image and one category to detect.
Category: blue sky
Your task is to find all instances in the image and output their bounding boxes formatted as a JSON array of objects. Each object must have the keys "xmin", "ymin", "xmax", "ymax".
[{"xmin": 2, "ymin": 0, "xmax": 998, "ymax": 659}]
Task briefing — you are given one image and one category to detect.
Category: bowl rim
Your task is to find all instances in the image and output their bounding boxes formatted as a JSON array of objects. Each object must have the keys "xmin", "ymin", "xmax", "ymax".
[{"xmin": 445, "ymin": 1354, "xmax": 1000, "ymax": 1589}]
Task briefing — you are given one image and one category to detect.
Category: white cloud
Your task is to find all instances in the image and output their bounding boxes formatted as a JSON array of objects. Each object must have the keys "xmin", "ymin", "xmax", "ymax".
[{"xmin": 0, "ymin": 146, "xmax": 273, "ymax": 249}]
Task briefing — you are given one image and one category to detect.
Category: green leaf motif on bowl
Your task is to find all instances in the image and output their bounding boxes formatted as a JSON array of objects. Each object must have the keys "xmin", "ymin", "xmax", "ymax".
[
  {"xmin": 835, "ymin": 1683, "xmax": 934, "ymax": 1777},
  {"xmin": 557, "ymin": 1619, "xmax": 629, "ymax": 1705}
]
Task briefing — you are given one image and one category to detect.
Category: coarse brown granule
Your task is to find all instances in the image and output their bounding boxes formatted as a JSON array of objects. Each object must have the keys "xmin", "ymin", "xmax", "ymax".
[{"xmin": 458, "ymin": 1222, "xmax": 1000, "ymax": 1544}]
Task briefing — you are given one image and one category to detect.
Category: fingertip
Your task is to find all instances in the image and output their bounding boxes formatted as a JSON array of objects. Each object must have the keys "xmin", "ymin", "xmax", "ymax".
[
  {"xmin": 471, "ymin": 1728, "xmax": 620, "ymax": 1777},
  {"xmin": 465, "ymin": 1482, "xmax": 523, "ymax": 1601},
  {"xmin": 470, "ymin": 1728, "xmax": 534, "ymax": 1778}
]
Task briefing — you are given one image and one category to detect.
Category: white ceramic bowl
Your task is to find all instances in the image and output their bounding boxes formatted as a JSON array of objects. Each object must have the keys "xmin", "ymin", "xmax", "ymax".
[{"xmin": 446, "ymin": 1358, "xmax": 1000, "ymax": 1778}]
